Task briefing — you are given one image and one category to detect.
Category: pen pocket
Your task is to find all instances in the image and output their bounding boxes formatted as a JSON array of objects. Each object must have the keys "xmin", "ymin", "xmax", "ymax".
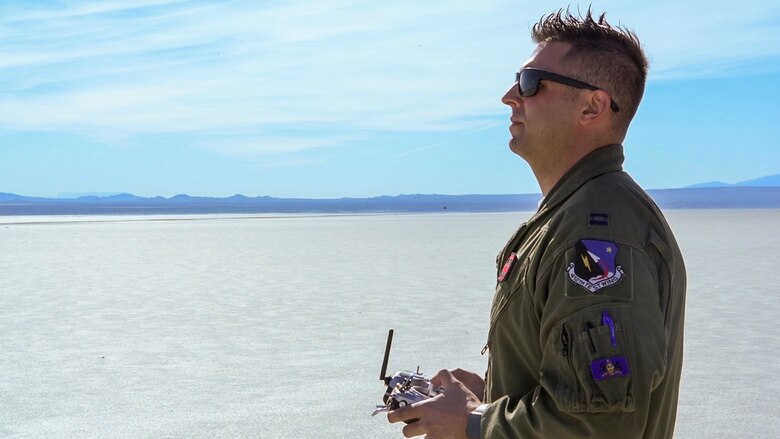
[{"xmin": 543, "ymin": 305, "xmax": 635, "ymax": 413}]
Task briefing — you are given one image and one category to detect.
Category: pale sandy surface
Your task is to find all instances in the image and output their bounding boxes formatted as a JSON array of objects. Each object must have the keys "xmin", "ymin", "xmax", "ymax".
[{"xmin": 0, "ymin": 210, "xmax": 778, "ymax": 438}]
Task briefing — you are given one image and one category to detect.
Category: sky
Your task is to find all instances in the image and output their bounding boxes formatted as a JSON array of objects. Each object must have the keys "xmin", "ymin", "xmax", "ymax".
[{"xmin": 1, "ymin": 0, "xmax": 779, "ymax": 198}]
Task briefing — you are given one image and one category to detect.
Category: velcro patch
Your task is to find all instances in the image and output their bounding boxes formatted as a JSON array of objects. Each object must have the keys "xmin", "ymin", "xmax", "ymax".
[
  {"xmin": 498, "ymin": 252, "xmax": 517, "ymax": 282},
  {"xmin": 588, "ymin": 212, "xmax": 609, "ymax": 227},
  {"xmin": 591, "ymin": 356, "xmax": 631, "ymax": 381},
  {"xmin": 566, "ymin": 239, "xmax": 625, "ymax": 294}
]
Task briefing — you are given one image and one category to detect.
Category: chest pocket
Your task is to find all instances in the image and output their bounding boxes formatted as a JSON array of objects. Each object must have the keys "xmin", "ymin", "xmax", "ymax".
[
  {"xmin": 490, "ymin": 255, "xmax": 529, "ymax": 323},
  {"xmin": 491, "ymin": 223, "xmax": 549, "ymax": 322},
  {"xmin": 486, "ymin": 254, "xmax": 531, "ymax": 353},
  {"xmin": 486, "ymin": 221, "xmax": 546, "ymax": 352}
]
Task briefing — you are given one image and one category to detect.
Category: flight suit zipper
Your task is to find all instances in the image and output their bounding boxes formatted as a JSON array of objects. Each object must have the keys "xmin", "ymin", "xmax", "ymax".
[
  {"xmin": 482, "ymin": 271, "xmax": 527, "ymax": 355},
  {"xmin": 482, "ymin": 297, "xmax": 517, "ymax": 355},
  {"xmin": 481, "ymin": 220, "xmax": 536, "ymax": 355}
]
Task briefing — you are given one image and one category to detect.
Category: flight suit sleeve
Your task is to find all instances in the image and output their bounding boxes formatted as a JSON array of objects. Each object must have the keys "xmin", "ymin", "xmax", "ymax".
[{"xmin": 482, "ymin": 240, "xmax": 668, "ymax": 438}]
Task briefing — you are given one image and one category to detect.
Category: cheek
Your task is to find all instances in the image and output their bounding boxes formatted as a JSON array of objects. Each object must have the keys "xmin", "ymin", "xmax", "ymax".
[
  {"xmin": 535, "ymin": 104, "xmax": 574, "ymax": 135},
  {"xmin": 526, "ymin": 108, "xmax": 555, "ymax": 136}
]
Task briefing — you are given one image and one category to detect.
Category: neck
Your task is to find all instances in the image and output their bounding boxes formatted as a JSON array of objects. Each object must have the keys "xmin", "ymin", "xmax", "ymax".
[
  {"xmin": 532, "ymin": 141, "xmax": 616, "ymax": 195},
  {"xmin": 532, "ymin": 149, "xmax": 587, "ymax": 196},
  {"xmin": 533, "ymin": 167, "xmax": 565, "ymax": 197}
]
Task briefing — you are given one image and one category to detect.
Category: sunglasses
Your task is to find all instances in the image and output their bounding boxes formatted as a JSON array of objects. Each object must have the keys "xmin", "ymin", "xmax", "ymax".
[{"xmin": 515, "ymin": 68, "xmax": 620, "ymax": 112}]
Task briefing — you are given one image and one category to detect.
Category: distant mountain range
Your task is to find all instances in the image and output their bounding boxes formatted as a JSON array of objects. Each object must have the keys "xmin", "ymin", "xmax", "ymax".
[
  {"xmin": 2, "ymin": 178, "xmax": 780, "ymax": 216},
  {"xmin": 686, "ymin": 174, "xmax": 780, "ymax": 188}
]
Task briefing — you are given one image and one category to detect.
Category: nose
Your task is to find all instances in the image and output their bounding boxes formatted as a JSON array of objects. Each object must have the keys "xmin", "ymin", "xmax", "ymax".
[{"xmin": 501, "ymin": 83, "xmax": 521, "ymax": 107}]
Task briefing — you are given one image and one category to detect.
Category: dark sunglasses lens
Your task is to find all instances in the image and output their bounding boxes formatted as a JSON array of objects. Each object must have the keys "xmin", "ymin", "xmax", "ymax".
[{"xmin": 516, "ymin": 70, "xmax": 539, "ymax": 97}]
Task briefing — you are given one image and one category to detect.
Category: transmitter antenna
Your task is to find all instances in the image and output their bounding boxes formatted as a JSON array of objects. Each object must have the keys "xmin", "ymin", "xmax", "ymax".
[{"xmin": 379, "ymin": 329, "xmax": 394, "ymax": 384}]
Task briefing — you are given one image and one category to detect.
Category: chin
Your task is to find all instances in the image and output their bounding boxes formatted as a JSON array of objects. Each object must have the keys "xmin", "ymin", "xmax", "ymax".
[{"xmin": 508, "ymin": 138, "xmax": 526, "ymax": 158}]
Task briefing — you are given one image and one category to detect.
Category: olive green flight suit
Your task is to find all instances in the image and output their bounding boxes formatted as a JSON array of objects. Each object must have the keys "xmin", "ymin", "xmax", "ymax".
[{"xmin": 482, "ymin": 144, "xmax": 686, "ymax": 438}]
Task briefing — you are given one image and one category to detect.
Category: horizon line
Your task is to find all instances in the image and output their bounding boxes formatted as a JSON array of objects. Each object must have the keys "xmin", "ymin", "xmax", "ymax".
[{"xmin": 4, "ymin": 184, "xmax": 780, "ymax": 201}]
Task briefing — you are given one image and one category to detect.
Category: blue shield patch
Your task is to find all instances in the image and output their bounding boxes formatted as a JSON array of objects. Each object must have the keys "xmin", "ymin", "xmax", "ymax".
[{"xmin": 566, "ymin": 239, "xmax": 625, "ymax": 294}]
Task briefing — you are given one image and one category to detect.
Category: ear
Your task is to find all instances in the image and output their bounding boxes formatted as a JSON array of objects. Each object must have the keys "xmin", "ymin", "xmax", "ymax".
[{"xmin": 579, "ymin": 90, "xmax": 611, "ymax": 126}]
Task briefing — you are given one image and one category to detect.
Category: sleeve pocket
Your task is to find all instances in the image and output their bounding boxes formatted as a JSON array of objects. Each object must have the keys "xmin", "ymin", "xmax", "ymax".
[{"xmin": 541, "ymin": 304, "xmax": 636, "ymax": 413}]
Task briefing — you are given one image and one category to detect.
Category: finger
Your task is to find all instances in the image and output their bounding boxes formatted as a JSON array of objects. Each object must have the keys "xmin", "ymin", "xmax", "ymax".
[
  {"xmin": 402, "ymin": 417, "xmax": 427, "ymax": 438},
  {"xmin": 451, "ymin": 367, "xmax": 473, "ymax": 381},
  {"xmin": 431, "ymin": 368, "xmax": 455, "ymax": 388},
  {"xmin": 387, "ymin": 405, "xmax": 421, "ymax": 424},
  {"xmin": 430, "ymin": 370, "xmax": 444, "ymax": 387}
]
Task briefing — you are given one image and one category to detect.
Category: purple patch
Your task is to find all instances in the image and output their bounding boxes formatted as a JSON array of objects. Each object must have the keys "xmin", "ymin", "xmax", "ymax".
[
  {"xmin": 590, "ymin": 356, "xmax": 631, "ymax": 381},
  {"xmin": 581, "ymin": 239, "xmax": 618, "ymax": 271}
]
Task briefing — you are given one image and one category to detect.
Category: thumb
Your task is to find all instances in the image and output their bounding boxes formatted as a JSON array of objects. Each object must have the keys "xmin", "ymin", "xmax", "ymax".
[{"xmin": 431, "ymin": 369, "xmax": 455, "ymax": 387}]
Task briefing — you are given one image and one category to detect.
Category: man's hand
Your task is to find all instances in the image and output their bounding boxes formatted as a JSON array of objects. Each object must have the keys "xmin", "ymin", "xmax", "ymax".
[
  {"xmin": 387, "ymin": 369, "xmax": 483, "ymax": 438},
  {"xmin": 444, "ymin": 368, "xmax": 485, "ymax": 401}
]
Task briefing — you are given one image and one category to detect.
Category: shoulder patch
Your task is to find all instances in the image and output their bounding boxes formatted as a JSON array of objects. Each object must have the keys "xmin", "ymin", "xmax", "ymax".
[{"xmin": 566, "ymin": 239, "xmax": 625, "ymax": 294}]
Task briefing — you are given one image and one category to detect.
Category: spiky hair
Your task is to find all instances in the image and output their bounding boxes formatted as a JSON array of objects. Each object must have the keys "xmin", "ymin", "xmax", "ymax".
[{"xmin": 532, "ymin": 8, "xmax": 648, "ymax": 132}]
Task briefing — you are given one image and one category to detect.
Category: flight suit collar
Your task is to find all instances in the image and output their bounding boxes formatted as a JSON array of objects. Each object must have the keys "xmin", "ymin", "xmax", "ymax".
[
  {"xmin": 535, "ymin": 143, "xmax": 624, "ymax": 219},
  {"xmin": 497, "ymin": 144, "xmax": 624, "ymax": 265}
]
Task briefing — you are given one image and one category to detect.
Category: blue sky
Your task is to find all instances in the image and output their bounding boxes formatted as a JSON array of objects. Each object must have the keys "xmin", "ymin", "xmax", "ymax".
[{"xmin": 1, "ymin": 0, "xmax": 779, "ymax": 198}]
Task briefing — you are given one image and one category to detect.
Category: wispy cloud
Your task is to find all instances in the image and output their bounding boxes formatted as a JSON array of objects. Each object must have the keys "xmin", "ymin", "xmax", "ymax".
[
  {"xmin": 392, "ymin": 120, "xmax": 503, "ymax": 159},
  {"xmin": 192, "ymin": 128, "xmax": 365, "ymax": 156},
  {"xmin": 0, "ymin": 0, "xmax": 515, "ymax": 148},
  {"xmin": 0, "ymin": 0, "xmax": 778, "ymax": 155},
  {"xmin": 603, "ymin": 1, "xmax": 780, "ymax": 80}
]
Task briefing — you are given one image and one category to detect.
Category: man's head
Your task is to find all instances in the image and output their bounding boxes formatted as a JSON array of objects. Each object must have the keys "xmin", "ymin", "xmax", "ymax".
[
  {"xmin": 501, "ymin": 9, "xmax": 648, "ymax": 193},
  {"xmin": 530, "ymin": 8, "xmax": 648, "ymax": 134}
]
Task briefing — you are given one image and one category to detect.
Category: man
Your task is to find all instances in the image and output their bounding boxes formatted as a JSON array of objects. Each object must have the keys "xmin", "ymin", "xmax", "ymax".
[{"xmin": 388, "ymin": 9, "xmax": 687, "ymax": 439}]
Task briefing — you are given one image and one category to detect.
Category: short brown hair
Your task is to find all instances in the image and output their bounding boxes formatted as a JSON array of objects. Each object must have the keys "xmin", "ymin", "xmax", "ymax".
[{"xmin": 532, "ymin": 8, "xmax": 648, "ymax": 133}]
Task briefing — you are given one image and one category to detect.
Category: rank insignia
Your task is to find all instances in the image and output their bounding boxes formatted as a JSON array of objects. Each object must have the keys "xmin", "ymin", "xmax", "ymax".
[
  {"xmin": 588, "ymin": 212, "xmax": 609, "ymax": 227},
  {"xmin": 566, "ymin": 239, "xmax": 625, "ymax": 293},
  {"xmin": 590, "ymin": 356, "xmax": 631, "ymax": 381}
]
